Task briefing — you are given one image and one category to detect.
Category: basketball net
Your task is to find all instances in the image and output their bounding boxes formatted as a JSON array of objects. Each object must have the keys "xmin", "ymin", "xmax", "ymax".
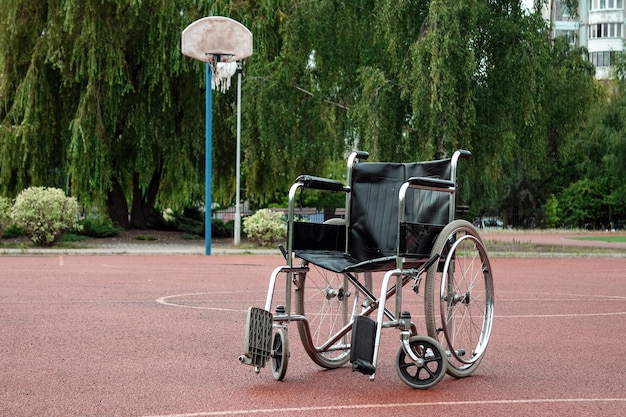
[{"xmin": 206, "ymin": 55, "xmax": 238, "ymax": 93}]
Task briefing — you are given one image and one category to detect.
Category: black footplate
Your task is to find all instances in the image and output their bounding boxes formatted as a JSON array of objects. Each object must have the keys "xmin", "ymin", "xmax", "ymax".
[{"xmin": 350, "ymin": 315, "xmax": 377, "ymax": 375}]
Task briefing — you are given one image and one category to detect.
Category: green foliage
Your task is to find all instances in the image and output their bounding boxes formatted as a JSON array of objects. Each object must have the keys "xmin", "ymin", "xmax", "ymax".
[
  {"xmin": 0, "ymin": 0, "xmax": 209, "ymax": 228},
  {"xmin": 60, "ymin": 233, "xmax": 89, "ymax": 242},
  {"xmin": 181, "ymin": 233, "xmax": 203, "ymax": 240},
  {"xmin": 212, "ymin": 219, "xmax": 234, "ymax": 239},
  {"xmin": 161, "ymin": 207, "xmax": 232, "ymax": 238},
  {"xmin": 160, "ymin": 208, "xmax": 204, "ymax": 237},
  {"xmin": 0, "ymin": 0, "xmax": 611, "ymax": 231},
  {"xmin": 242, "ymin": 209, "xmax": 286, "ymax": 247},
  {"xmin": 176, "ymin": 216, "xmax": 204, "ymax": 237},
  {"xmin": 0, "ymin": 196, "xmax": 12, "ymax": 237},
  {"xmin": 1, "ymin": 224, "xmax": 22, "ymax": 239},
  {"xmin": 556, "ymin": 82, "xmax": 626, "ymax": 228},
  {"xmin": 134, "ymin": 235, "xmax": 157, "ymax": 241},
  {"xmin": 544, "ymin": 194, "xmax": 560, "ymax": 228},
  {"xmin": 557, "ymin": 178, "xmax": 608, "ymax": 229},
  {"xmin": 74, "ymin": 219, "xmax": 121, "ymax": 238},
  {"xmin": 10, "ymin": 187, "xmax": 81, "ymax": 247}
]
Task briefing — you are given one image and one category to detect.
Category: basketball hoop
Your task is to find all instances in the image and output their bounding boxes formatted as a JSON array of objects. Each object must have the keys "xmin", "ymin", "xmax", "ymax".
[
  {"xmin": 205, "ymin": 54, "xmax": 238, "ymax": 93},
  {"xmin": 182, "ymin": 16, "xmax": 253, "ymax": 254},
  {"xmin": 182, "ymin": 16, "xmax": 252, "ymax": 95}
]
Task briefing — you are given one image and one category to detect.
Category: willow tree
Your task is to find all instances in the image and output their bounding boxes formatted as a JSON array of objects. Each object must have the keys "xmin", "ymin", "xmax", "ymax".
[
  {"xmin": 220, "ymin": 0, "xmax": 598, "ymax": 221},
  {"xmin": 410, "ymin": 0, "xmax": 478, "ymax": 159},
  {"xmin": 0, "ymin": 0, "xmax": 209, "ymax": 228},
  {"xmin": 210, "ymin": 0, "xmax": 435, "ymax": 204},
  {"xmin": 3, "ymin": 0, "xmax": 597, "ymax": 226},
  {"xmin": 219, "ymin": 0, "xmax": 554, "ymax": 215},
  {"xmin": 240, "ymin": 0, "xmax": 377, "ymax": 203}
]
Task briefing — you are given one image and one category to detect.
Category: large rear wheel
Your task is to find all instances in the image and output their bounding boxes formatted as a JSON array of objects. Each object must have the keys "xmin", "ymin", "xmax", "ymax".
[{"xmin": 425, "ymin": 220, "xmax": 494, "ymax": 378}]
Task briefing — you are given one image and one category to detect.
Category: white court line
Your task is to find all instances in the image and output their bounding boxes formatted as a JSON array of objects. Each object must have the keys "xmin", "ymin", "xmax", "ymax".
[
  {"xmin": 498, "ymin": 290, "xmax": 626, "ymax": 300},
  {"xmin": 498, "ymin": 311, "xmax": 626, "ymax": 318},
  {"xmin": 141, "ymin": 397, "xmax": 626, "ymax": 417},
  {"xmin": 155, "ymin": 293, "xmax": 248, "ymax": 312},
  {"xmin": 156, "ymin": 292, "xmax": 626, "ymax": 317}
]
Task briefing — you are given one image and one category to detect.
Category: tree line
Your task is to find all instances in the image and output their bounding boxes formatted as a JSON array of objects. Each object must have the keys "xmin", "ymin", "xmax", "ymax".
[{"xmin": 1, "ymin": 0, "xmax": 624, "ymax": 230}]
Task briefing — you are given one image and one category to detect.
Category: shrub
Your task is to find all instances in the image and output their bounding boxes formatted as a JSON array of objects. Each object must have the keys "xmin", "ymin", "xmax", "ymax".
[
  {"xmin": 0, "ymin": 196, "xmax": 11, "ymax": 238},
  {"xmin": 75, "ymin": 219, "xmax": 121, "ymax": 238},
  {"xmin": 11, "ymin": 187, "xmax": 81, "ymax": 247},
  {"xmin": 544, "ymin": 194, "xmax": 560, "ymax": 229},
  {"xmin": 557, "ymin": 178, "xmax": 607, "ymax": 229},
  {"xmin": 243, "ymin": 209, "xmax": 286, "ymax": 246},
  {"xmin": 1, "ymin": 224, "xmax": 22, "ymax": 239},
  {"xmin": 212, "ymin": 219, "xmax": 234, "ymax": 238},
  {"xmin": 160, "ymin": 208, "xmax": 205, "ymax": 237}
]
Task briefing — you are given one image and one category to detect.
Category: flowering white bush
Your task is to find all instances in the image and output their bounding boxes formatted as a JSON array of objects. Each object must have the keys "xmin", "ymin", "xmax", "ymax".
[
  {"xmin": 243, "ymin": 209, "xmax": 286, "ymax": 246},
  {"xmin": 11, "ymin": 187, "xmax": 81, "ymax": 247},
  {"xmin": 0, "ymin": 196, "xmax": 11, "ymax": 238}
]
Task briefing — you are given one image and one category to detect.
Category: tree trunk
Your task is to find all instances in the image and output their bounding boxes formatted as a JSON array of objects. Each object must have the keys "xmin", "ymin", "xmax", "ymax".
[
  {"xmin": 129, "ymin": 167, "xmax": 162, "ymax": 229},
  {"xmin": 106, "ymin": 178, "xmax": 130, "ymax": 229}
]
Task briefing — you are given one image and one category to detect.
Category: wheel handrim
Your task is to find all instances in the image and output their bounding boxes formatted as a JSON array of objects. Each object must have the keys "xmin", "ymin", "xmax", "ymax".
[{"xmin": 440, "ymin": 234, "xmax": 494, "ymax": 365}]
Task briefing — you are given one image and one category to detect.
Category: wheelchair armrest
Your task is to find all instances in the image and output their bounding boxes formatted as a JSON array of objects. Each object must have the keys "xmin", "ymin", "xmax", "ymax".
[
  {"xmin": 296, "ymin": 175, "xmax": 348, "ymax": 192},
  {"xmin": 407, "ymin": 176, "xmax": 455, "ymax": 192}
]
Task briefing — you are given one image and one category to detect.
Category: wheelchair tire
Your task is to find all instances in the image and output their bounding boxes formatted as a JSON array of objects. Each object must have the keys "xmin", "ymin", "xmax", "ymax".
[
  {"xmin": 395, "ymin": 336, "xmax": 447, "ymax": 389},
  {"xmin": 425, "ymin": 219, "xmax": 495, "ymax": 378},
  {"xmin": 271, "ymin": 328, "xmax": 289, "ymax": 381},
  {"xmin": 294, "ymin": 263, "xmax": 361, "ymax": 369}
]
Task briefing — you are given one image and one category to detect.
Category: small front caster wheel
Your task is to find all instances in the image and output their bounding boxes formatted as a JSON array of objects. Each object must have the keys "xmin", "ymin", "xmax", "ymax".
[
  {"xmin": 271, "ymin": 328, "xmax": 289, "ymax": 381},
  {"xmin": 395, "ymin": 336, "xmax": 446, "ymax": 389}
]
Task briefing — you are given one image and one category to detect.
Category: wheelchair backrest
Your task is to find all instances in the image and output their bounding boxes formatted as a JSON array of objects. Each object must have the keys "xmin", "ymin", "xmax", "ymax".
[{"xmin": 348, "ymin": 159, "xmax": 452, "ymax": 261}]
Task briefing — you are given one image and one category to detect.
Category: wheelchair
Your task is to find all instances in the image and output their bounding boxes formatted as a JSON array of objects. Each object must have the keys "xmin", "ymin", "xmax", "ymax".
[{"xmin": 239, "ymin": 150, "xmax": 494, "ymax": 389}]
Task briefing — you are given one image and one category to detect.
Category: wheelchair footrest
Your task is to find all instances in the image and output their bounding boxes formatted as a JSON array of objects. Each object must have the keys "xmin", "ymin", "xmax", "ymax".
[
  {"xmin": 350, "ymin": 315, "xmax": 377, "ymax": 375},
  {"xmin": 239, "ymin": 307, "xmax": 273, "ymax": 368}
]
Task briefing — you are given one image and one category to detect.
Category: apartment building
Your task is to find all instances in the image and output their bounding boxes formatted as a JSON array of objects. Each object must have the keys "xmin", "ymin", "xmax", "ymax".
[{"xmin": 551, "ymin": 0, "xmax": 625, "ymax": 78}]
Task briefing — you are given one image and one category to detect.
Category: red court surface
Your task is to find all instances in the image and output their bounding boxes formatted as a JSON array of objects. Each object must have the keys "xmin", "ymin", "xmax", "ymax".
[{"xmin": 1, "ymin": 254, "xmax": 625, "ymax": 416}]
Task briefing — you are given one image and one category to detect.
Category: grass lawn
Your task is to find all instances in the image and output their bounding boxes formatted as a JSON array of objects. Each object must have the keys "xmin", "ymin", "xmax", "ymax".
[{"xmin": 572, "ymin": 235, "xmax": 626, "ymax": 243}]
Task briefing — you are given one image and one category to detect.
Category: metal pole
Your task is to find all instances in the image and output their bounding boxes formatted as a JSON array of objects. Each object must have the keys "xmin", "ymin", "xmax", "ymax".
[
  {"xmin": 234, "ymin": 63, "xmax": 243, "ymax": 245},
  {"xmin": 205, "ymin": 62, "xmax": 212, "ymax": 255}
]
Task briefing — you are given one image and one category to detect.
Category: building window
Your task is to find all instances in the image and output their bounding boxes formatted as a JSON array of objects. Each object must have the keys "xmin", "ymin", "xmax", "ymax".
[
  {"xmin": 591, "ymin": 0, "xmax": 624, "ymax": 9},
  {"xmin": 589, "ymin": 23, "xmax": 623, "ymax": 38},
  {"xmin": 589, "ymin": 51, "xmax": 619, "ymax": 66}
]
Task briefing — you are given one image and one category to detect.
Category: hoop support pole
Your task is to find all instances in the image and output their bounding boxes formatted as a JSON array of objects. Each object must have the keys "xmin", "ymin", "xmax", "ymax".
[
  {"xmin": 234, "ymin": 64, "xmax": 242, "ymax": 245},
  {"xmin": 205, "ymin": 62, "xmax": 213, "ymax": 255}
]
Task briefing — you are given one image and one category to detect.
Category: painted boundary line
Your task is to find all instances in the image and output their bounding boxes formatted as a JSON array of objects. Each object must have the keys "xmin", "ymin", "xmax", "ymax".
[
  {"xmin": 155, "ymin": 292, "xmax": 626, "ymax": 318},
  {"xmin": 141, "ymin": 398, "xmax": 626, "ymax": 417}
]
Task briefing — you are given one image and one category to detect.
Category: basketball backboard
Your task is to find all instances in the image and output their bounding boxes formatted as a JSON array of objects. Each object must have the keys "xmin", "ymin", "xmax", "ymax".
[{"xmin": 182, "ymin": 16, "xmax": 253, "ymax": 63}]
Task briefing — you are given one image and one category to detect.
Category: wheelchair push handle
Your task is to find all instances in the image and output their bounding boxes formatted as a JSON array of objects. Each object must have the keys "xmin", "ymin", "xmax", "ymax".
[{"xmin": 352, "ymin": 150, "xmax": 369, "ymax": 160}]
